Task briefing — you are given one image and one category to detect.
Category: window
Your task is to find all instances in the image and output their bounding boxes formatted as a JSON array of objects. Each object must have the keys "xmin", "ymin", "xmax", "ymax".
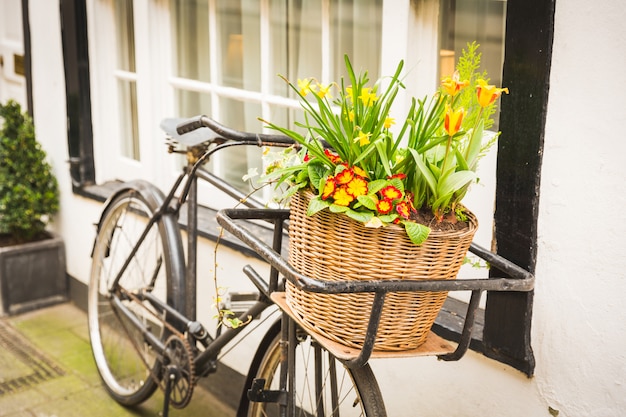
[
  {"xmin": 169, "ymin": 0, "xmax": 384, "ymax": 206},
  {"xmin": 89, "ymin": 0, "xmax": 506, "ymax": 209}
]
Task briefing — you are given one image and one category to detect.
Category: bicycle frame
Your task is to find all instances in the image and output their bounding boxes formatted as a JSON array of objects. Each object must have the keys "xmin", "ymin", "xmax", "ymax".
[
  {"xmin": 103, "ymin": 119, "xmax": 297, "ymax": 379},
  {"xmin": 93, "ymin": 115, "xmax": 535, "ymax": 417}
]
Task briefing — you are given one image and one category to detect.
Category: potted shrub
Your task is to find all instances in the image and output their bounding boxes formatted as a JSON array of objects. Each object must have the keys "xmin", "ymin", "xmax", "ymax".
[{"xmin": 0, "ymin": 100, "xmax": 66, "ymax": 315}]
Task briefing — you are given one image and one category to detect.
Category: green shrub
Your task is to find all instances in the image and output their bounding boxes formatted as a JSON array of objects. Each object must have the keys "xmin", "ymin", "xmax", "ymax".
[{"xmin": 0, "ymin": 100, "xmax": 59, "ymax": 243}]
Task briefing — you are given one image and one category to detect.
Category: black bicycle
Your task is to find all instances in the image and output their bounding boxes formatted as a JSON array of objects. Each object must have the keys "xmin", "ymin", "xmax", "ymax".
[{"xmin": 87, "ymin": 116, "xmax": 534, "ymax": 417}]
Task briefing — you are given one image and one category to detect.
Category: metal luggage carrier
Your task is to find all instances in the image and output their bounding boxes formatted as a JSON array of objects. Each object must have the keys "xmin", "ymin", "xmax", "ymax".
[{"xmin": 216, "ymin": 207, "xmax": 535, "ymax": 369}]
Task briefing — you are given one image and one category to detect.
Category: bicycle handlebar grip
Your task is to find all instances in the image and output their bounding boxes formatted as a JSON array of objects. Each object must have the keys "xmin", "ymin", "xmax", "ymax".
[{"xmin": 176, "ymin": 115, "xmax": 207, "ymax": 135}]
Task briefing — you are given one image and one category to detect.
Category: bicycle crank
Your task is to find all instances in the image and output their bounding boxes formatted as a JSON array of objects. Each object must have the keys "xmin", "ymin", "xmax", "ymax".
[{"xmin": 162, "ymin": 335, "xmax": 196, "ymax": 409}]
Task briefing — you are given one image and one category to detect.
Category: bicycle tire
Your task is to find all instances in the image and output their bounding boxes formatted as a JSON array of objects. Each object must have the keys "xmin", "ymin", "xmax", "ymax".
[
  {"xmin": 88, "ymin": 182, "xmax": 185, "ymax": 406},
  {"xmin": 242, "ymin": 322, "xmax": 387, "ymax": 417}
]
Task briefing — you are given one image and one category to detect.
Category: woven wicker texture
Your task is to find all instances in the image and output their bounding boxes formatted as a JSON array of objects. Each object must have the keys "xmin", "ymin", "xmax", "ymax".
[{"xmin": 287, "ymin": 191, "xmax": 478, "ymax": 351}]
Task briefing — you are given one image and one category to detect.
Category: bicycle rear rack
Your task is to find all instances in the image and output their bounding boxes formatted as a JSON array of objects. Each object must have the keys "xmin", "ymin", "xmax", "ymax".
[{"xmin": 216, "ymin": 207, "xmax": 534, "ymax": 368}]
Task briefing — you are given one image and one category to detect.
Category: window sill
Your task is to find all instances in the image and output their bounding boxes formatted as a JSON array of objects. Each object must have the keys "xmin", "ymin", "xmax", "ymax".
[{"xmin": 77, "ymin": 181, "xmax": 484, "ymax": 350}]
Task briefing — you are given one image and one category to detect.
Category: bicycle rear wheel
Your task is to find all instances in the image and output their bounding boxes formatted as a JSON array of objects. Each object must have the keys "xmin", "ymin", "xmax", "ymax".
[
  {"xmin": 244, "ymin": 324, "xmax": 387, "ymax": 417},
  {"xmin": 88, "ymin": 184, "xmax": 184, "ymax": 406}
]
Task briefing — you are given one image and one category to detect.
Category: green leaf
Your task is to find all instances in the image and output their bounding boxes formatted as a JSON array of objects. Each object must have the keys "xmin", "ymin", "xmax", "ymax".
[
  {"xmin": 345, "ymin": 209, "xmax": 374, "ymax": 223},
  {"xmin": 307, "ymin": 197, "xmax": 330, "ymax": 216},
  {"xmin": 308, "ymin": 162, "xmax": 328, "ymax": 190},
  {"xmin": 329, "ymin": 204, "xmax": 349, "ymax": 213},
  {"xmin": 438, "ymin": 170, "xmax": 476, "ymax": 197},
  {"xmin": 403, "ymin": 221, "xmax": 431, "ymax": 245},
  {"xmin": 378, "ymin": 214, "xmax": 398, "ymax": 223},
  {"xmin": 357, "ymin": 194, "xmax": 378, "ymax": 210},
  {"xmin": 367, "ymin": 179, "xmax": 388, "ymax": 194},
  {"xmin": 409, "ymin": 148, "xmax": 437, "ymax": 195}
]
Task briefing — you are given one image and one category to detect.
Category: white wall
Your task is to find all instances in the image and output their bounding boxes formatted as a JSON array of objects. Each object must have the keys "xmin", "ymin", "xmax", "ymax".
[
  {"xmin": 23, "ymin": 0, "xmax": 626, "ymax": 416},
  {"xmin": 533, "ymin": 0, "xmax": 626, "ymax": 415}
]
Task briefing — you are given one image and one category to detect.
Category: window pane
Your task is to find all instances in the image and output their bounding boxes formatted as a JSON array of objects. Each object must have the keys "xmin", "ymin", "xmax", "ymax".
[
  {"xmin": 113, "ymin": 0, "xmax": 139, "ymax": 161},
  {"xmin": 114, "ymin": 0, "xmax": 135, "ymax": 72},
  {"xmin": 269, "ymin": 0, "xmax": 322, "ymax": 95},
  {"xmin": 216, "ymin": 97, "xmax": 262, "ymax": 192},
  {"xmin": 118, "ymin": 79, "xmax": 139, "ymax": 160},
  {"xmin": 217, "ymin": 1, "xmax": 261, "ymax": 91},
  {"xmin": 330, "ymin": 0, "xmax": 383, "ymax": 82},
  {"xmin": 439, "ymin": 0, "xmax": 506, "ymax": 86},
  {"xmin": 175, "ymin": 89, "xmax": 212, "ymax": 118},
  {"xmin": 172, "ymin": 0, "xmax": 210, "ymax": 82}
]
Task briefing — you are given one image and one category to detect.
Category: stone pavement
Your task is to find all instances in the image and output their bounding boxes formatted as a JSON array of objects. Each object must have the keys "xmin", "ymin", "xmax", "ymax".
[{"xmin": 0, "ymin": 303, "xmax": 235, "ymax": 417}]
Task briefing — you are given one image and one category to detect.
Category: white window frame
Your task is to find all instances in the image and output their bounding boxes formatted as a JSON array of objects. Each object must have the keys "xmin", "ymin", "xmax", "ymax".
[{"xmin": 87, "ymin": 0, "xmax": 497, "ymax": 222}]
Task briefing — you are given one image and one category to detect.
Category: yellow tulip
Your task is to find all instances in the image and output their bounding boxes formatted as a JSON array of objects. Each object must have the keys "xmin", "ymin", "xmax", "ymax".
[
  {"xmin": 441, "ymin": 71, "xmax": 469, "ymax": 96},
  {"xmin": 444, "ymin": 106, "xmax": 466, "ymax": 136},
  {"xmin": 476, "ymin": 79, "xmax": 509, "ymax": 107}
]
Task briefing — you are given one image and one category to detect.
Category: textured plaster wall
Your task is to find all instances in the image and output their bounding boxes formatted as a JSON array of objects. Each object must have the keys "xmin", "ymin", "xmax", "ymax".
[{"xmin": 534, "ymin": 0, "xmax": 626, "ymax": 415}]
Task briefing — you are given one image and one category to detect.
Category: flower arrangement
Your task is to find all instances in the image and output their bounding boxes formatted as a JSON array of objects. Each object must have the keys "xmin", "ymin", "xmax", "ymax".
[{"xmin": 262, "ymin": 43, "xmax": 508, "ymax": 245}]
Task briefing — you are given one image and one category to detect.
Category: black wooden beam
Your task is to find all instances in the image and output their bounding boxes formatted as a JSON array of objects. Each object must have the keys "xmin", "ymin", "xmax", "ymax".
[
  {"xmin": 482, "ymin": 0, "xmax": 556, "ymax": 376},
  {"xmin": 60, "ymin": 0, "xmax": 95, "ymax": 188}
]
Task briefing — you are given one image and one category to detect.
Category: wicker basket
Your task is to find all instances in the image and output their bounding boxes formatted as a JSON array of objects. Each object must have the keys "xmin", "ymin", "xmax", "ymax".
[{"xmin": 287, "ymin": 190, "xmax": 478, "ymax": 351}]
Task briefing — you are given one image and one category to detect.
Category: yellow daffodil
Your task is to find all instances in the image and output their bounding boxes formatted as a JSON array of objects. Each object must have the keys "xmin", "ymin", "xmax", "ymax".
[
  {"xmin": 297, "ymin": 78, "xmax": 313, "ymax": 96},
  {"xmin": 384, "ymin": 116, "xmax": 395, "ymax": 129},
  {"xmin": 316, "ymin": 83, "xmax": 333, "ymax": 99},
  {"xmin": 345, "ymin": 86, "xmax": 354, "ymax": 101},
  {"xmin": 476, "ymin": 79, "xmax": 509, "ymax": 108},
  {"xmin": 359, "ymin": 87, "xmax": 378, "ymax": 106},
  {"xmin": 355, "ymin": 130, "xmax": 371, "ymax": 146},
  {"xmin": 444, "ymin": 105, "xmax": 466, "ymax": 136},
  {"xmin": 441, "ymin": 71, "xmax": 469, "ymax": 96}
]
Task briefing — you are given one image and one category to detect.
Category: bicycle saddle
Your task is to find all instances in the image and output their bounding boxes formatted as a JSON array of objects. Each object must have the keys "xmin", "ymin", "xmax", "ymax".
[{"xmin": 160, "ymin": 118, "xmax": 222, "ymax": 147}]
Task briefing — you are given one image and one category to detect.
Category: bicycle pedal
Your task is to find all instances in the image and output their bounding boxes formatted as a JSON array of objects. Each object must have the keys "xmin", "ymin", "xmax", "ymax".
[{"xmin": 247, "ymin": 378, "xmax": 286, "ymax": 404}]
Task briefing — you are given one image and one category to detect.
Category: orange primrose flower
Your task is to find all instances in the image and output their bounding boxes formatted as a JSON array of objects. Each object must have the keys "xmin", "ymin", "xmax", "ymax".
[
  {"xmin": 441, "ymin": 72, "xmax": 469, "ymax": 97},
  {"xmin": 333, "ymin": 187, "xmax": 354, "ymax": 206},
  {"xmin": 376, "ymin": 199, "xmax": 393, "ymax": 215},
  {"xmin": 396, "ymin": 201, "xmax": 411, "ymax": 219},
  {"xmin": 444, "ymin": 105, "xmax": 466, "ymax": 136},
  {"xmin": 380, "ymin": 185, "xmax": 403, "ymax": 201},
  {"xmin": 476, "ymin": 79, "xmax": 509, "ymax": 108},
  {"xmin": 352, "ymin": 165, "xmax": 368, "ymax": 178},
  {"xmin": 324, "ymin": 149, "xmax": 341, "ymax": 164},
  {"xmin": 346, "ymin": 177, "xmax": 368, "ymax": 198},
  {"xmin": 335, "ymin": 169, "xmax": 355, "ymax": 185},
  {"xmin": 321, "ymin": 178, "xmax": 336, "ymax": 200},
  {"xmin": 388, "ymin": 173, "xmax": 407, "ymax": 180}
]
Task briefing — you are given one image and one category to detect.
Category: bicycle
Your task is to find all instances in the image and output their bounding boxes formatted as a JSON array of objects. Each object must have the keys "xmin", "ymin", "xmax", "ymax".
[{"xmin": 87, "ymin": 116, "xmax": 534, "ymax": 417}]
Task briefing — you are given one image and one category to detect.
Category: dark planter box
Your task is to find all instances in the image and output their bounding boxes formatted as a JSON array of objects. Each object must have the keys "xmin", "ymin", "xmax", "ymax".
[{"xmin": 0, "ymin": 232, "xmax": 67, "ymax": 316}]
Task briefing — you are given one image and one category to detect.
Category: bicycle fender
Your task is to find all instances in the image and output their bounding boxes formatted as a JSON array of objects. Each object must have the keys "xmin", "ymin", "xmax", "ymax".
[{"xmin": 90, "ymin": 180, "xmax": 187, "ymax": 313}]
